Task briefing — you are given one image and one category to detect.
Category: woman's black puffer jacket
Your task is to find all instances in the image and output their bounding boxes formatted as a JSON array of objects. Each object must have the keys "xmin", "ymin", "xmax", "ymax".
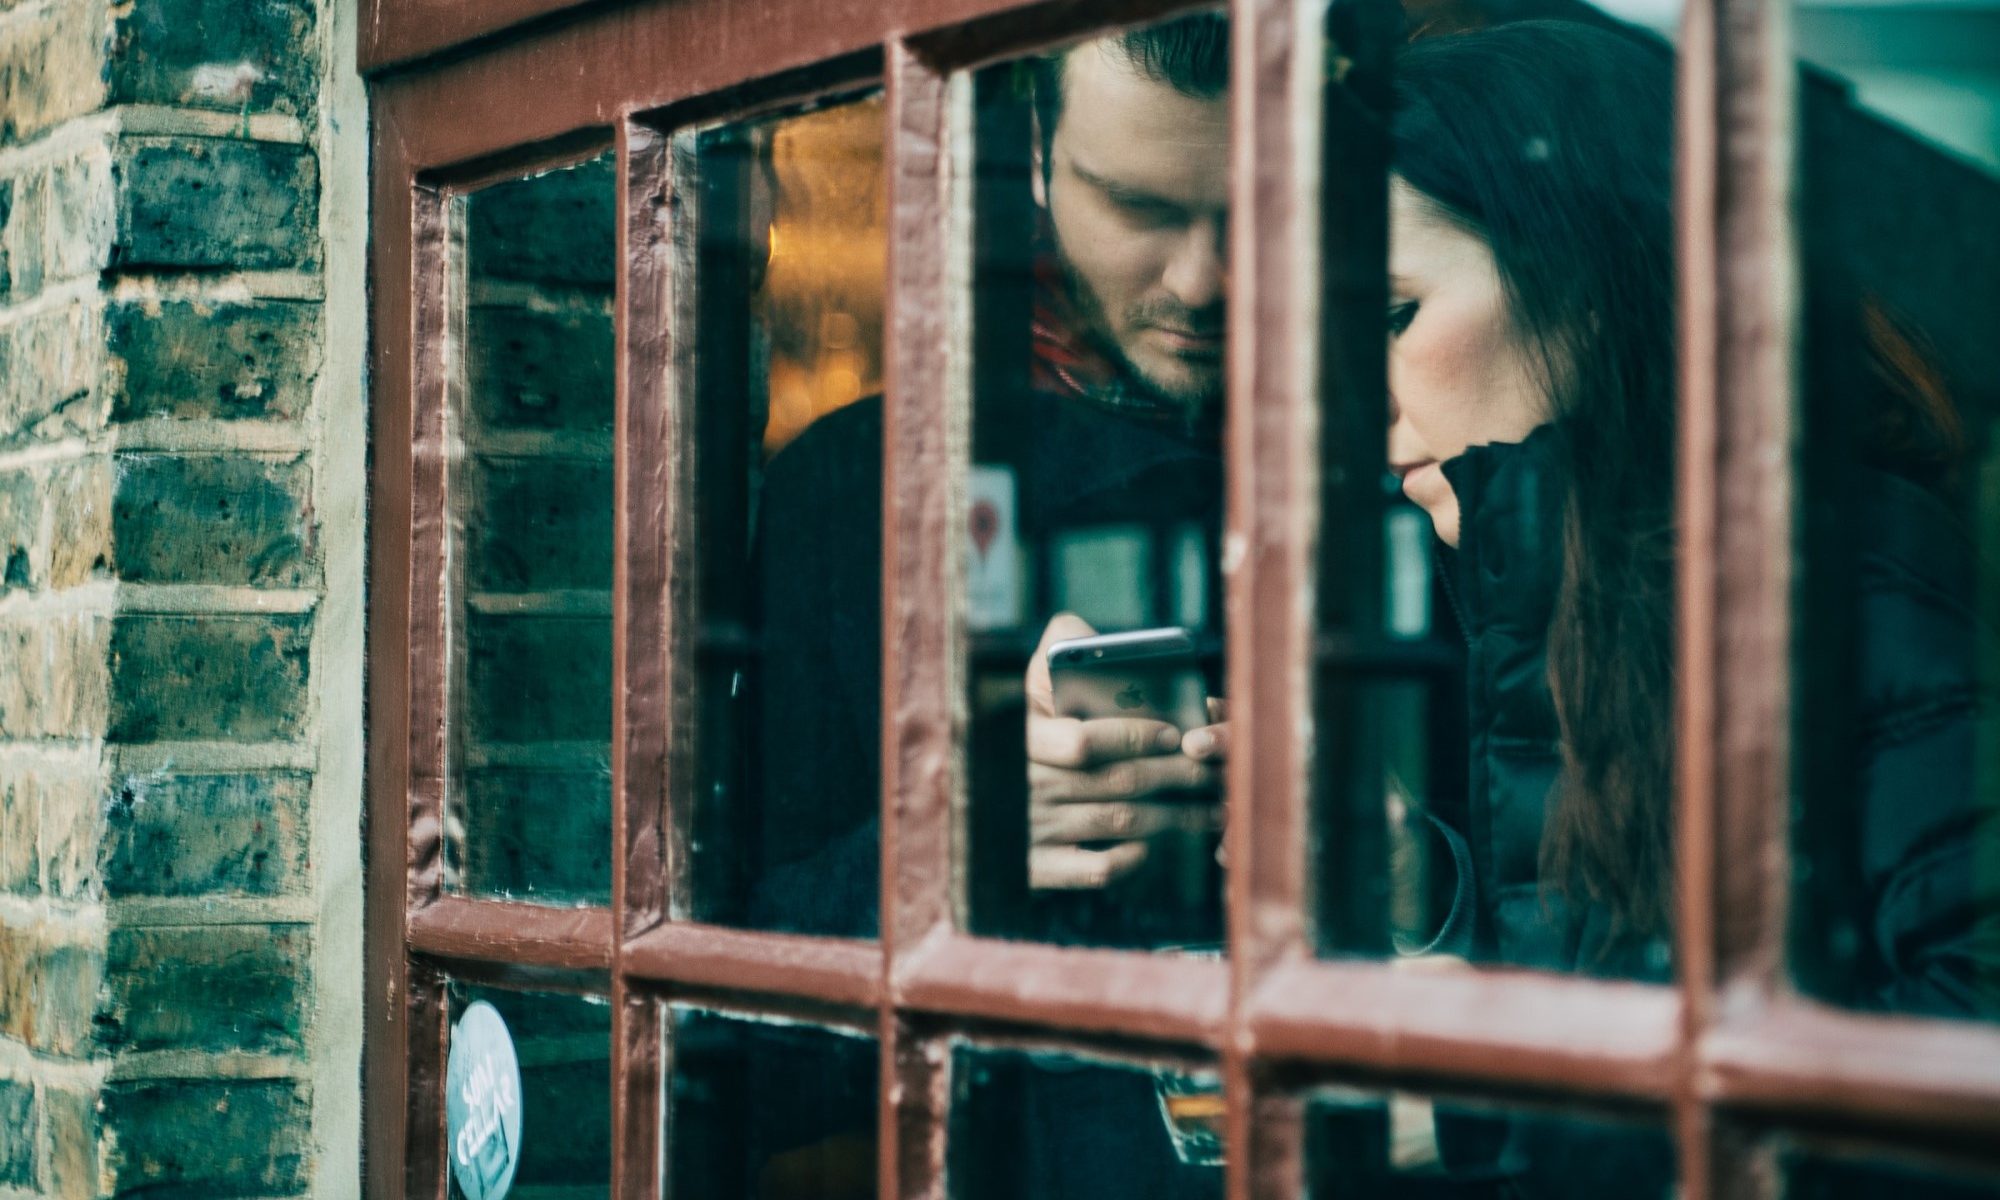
[
  {"xmin": 1437, "ymin": 423, "xmax": 1998, "ymax": 1002},
  {"xmin": 1428, "ymin": 424, "xmax": 1999, "ymax": 1197}
]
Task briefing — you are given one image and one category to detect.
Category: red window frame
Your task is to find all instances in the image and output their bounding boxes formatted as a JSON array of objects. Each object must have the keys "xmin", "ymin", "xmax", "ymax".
[{"xmin": 360, "ymin": 0, "xmax": 2000, "ymax": 1195}]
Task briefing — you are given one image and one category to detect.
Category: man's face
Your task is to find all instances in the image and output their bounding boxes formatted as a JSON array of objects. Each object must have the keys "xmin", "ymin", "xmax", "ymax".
[{"xmin": 1044, "ymin": 42, "xmax": 1230, "ymax": 411}]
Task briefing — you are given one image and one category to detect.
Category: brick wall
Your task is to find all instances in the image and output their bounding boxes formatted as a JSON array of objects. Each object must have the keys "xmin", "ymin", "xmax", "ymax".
[{"xmin": 0, "ymin": 0, "xmax": 364, "ymax": 1195}]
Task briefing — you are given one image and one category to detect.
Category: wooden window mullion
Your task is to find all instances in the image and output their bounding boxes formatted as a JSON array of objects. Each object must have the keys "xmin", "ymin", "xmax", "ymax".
[{"xmin": 882, "ymin": 35, "xmax": 956, "ymax": 1198}]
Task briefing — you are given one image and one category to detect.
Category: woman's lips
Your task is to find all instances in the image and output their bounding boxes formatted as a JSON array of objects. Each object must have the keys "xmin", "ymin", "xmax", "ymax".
[{"xmin": 1392, "ymin": 460, "xmax": 1442, "ymax": 499}]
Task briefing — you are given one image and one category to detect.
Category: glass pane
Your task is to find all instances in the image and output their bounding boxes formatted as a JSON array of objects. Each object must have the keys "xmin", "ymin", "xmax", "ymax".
[
  {"xmin": 1306, "ymin": 1087, "xmax": 1673, "ymax": 1199},
  {"xmin": 690, "ymin": 91, "xmax": 888, "ymax": 936},
  {"xmin": 1785, "ymin": 0, "xmax": 2000, "ymax": 1020},
  {"xmin": 958, "ymin": 11, "xmax": 1232, "ymax": 950},
  {"xmin": 445, "ymin": 152, "xmax": 617, "ymax": 906},
  {"xmin": 1314, "ymin": 3, "xmax": 1681, "ymax": 980},
  {"xmin": 950, "ymin": 1045, "xmax": 1223, "ymax": 1198},
  {"xmin": 446, "ymin": 983, "xmax": 612, "ymax": 1198},
  {"xmin": 1784, "ymin": 1145, "xmax": 2000, "ymax": 1200},
  {"xmin": 664, "ymin": 1008, "xmax": 877, "ymax": 1200}
]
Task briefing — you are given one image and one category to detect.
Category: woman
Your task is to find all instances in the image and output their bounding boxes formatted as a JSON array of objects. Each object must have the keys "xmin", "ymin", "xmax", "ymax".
[
  {"xmin": 1372, "ymin": 18, "xmax": 1995, "ymax": 1198},
  {"xmin": 1383, "ymin": 17, "xmax": 1679, "ymax": 984},
  {"xmin": 1385, "ymin": 20, "xmax": 1995, "ymax": 1007}
]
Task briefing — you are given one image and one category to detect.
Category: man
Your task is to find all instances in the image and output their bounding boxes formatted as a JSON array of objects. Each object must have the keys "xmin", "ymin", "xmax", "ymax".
[
  {"xmin": 1017, "ymin": 21, "xmax": 1235, "ymax": 899},
  {"xmin": 750, "ymin": 16, "xmax": 1234, "ymax": 951}
]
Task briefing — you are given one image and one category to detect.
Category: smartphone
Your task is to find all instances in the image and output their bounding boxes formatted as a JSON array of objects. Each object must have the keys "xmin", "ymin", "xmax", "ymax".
[{"xmin": 1047, "ymin": 626, "xmax": 1210, "ymax": 733}]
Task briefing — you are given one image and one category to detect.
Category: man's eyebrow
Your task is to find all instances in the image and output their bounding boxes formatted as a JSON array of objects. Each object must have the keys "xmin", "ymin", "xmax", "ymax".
[{"xmin": 1071, "ymin": 162, "xmax": 1180, "ymax": 208}]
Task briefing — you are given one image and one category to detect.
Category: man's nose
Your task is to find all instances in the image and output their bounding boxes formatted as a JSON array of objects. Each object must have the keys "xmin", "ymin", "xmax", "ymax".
[{"xmin": 1160, "ymin": 215, "xmax": 1227, "ymax": 310}]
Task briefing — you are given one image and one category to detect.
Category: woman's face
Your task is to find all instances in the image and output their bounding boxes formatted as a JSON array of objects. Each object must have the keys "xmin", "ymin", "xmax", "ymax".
[{"xmin": 1385, "ymin": 177, "xmax": 1550, "ymax": 546}]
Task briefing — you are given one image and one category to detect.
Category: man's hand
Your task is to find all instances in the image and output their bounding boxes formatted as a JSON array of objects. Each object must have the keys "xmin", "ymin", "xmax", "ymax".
[{"xmin": 1025, "ymin": 614, "xmax": 1224, "ymax": 890}]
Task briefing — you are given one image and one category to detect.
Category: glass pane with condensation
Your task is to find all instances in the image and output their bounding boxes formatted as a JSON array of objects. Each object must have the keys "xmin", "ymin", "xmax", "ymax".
[
  {"xmin": 683, "ymin": 90, "xmax": 887, "ymax": 936},
  {"xmin": 950, "ymin": 1044, "xmax": 1224, "ymax": 1197},
  {"xmin": 1784, "ymin": 1144, "xmax": 2000, "ymax": 1200},
  {"xmin": 1784, "ymin": 0, "xmax": 2000, "ymax": 1022},
  {"xmin": 1305, "ymin": 1086, "xmax": 1674, "ymax": 1198},
  {"xmin": 1313, "ymin": 1, "xmax": 1683, "ymax": 981},
  {"xmin": 445, "ymin": 152, "xmax": 617, "ymax": 906},
  {"xmin": 664, "ymin": 1007, "xmax": 878, "ymax": 1199},
  {"xmin": 956, "ymin": 10, "xmax": 1233, "ymax": 952},
  {"xmin": 445, "ymin": 983, "xmax": 612, "ymax": 1198}
]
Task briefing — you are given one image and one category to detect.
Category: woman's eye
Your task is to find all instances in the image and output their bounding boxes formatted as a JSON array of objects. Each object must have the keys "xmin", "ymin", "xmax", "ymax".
[
  {"xmin": 1115, "ymin": 198, "xmax": 1179, "ymax": 227},
  {"xmin": 1387, "ymin": 301, "xmax": 1419, "ymax": 337}
]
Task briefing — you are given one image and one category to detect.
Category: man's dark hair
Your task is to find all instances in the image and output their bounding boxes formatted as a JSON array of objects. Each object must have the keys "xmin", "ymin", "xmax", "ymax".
[{"xmin": 1030, "ymin": 13, "xmax": 1230, "ymax": 160}]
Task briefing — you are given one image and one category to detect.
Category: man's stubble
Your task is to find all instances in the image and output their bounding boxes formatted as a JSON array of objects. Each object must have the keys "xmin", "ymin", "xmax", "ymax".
[{"xmin": 1051, "ymin": 231, "xmax": 1225, "ymax": 418}]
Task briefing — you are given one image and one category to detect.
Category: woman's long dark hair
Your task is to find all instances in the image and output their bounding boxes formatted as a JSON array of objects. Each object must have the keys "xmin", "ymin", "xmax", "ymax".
[
  {"xmin": 1393, "ymin": 21, "xmax": 1680, "ymax": 937},
  {"xmin": 1390, "ymin": 21, "xmax": 1965, "ymax": 941}
]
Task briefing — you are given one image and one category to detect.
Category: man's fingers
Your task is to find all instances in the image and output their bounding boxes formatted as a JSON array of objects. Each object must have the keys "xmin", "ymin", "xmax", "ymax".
[
  {"xmin": 1030, "ymin": 842, "xmax": 1150, "ymax": 890},
  {"xmin": 1028, "ymin": 713, "xmax": 1181, "ymax": 769},
  {"xmin": 1025, "ymin": 613, "xmax": 1100, "ymax": 716},
  {"xmin": 1031, "ymin": 800, "xmax": 1222, "ymax": 846},
  {"xmin": 1029, "ymin": 754, "xmax": 1219, "ymax": 804},
  {"xmin": 1181, "ymin": 720, "xmax": 1229, "ymax": 761}
]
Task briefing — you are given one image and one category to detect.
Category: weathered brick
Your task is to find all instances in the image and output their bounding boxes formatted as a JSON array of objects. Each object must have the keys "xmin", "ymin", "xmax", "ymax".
[
  {"xmin": 0, "ymin": 177, "xmax": 11, "ymax": 295},
  {"xmin": 113, "ymin": 453, "xmax": 315, "ymax": 586},
  {"xmin": 468, "ymin": 456, "xmax": 613, "ymax": 591},
  {"xmin": 107, "ymin": 0, "xmax": 316, "ymax": 120},
  {"xmin": 99, "ymin": 923, "xmax": 308, "ymax": 1053},
  {"xmin": 0, "ymin": 294, "xmax": 109, "ymax": 448},
  {"xmin": 39, "ymin": 771, "xmax": 102, "ymax": 902},
  {"xmin": 0, "ymin": 768, "xmax": 36, "ymax": 894},
  {"xmin": 0, "ymin": 614, "xmax": 111, "ymax": 739},
  {"xmin": 108, "ymin": 613, "xmax": 309, "ymax": 742},
  {"xmin": 0, "ymin": 0, "xmax": 111, "ymax": 147},
  {"xmin": 102, "ymin": 770, "xmax": 309, "ymax": 897},
  {"xmin": 107, "ymin": 296, "xmax": 320, "ymax": 422},
  {"xmin": 466, "ymin": 303, "xmax": 615, "ymax": 432},
  {"xmin": 464, "ymin": 614, "xmax": 611, "ymax": 744},
  {"xmin": 0, "ymin": 1075, "xmax": 33, "ymax": 1188},
  {"xmin": 0, "ymin": 137, "xmax": 118, "ymax": 302},
  {"xmin": 0, "ymin": 924, "xmax": 103, "ymax": 1057},
  {"xmin": 41, "ymin": 1080, "xmax": 96, "ymax": 1200},
  {"xmin": 100, "ymin": 1077, "xmax": 310, "ymax": 1198},
  {"xmin": 462, "ymin": 767, "xmax": 611, "ymax": 904},
  {"xmin": 113, "ymin": 137, "xmax": 318, "ymax": 271},
  {"xmin": 467, "ymin": 154, "xmax": 617, "ymax": 288},
  {"xmin": 0, "ymin": 457, "xmax": 115, "ymax": 593}
]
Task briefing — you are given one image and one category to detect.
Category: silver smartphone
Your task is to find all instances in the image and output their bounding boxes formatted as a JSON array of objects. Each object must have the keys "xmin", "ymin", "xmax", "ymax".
[{"xmin": 1047, "ymin": 626, "xmax": 1210, "ymax": 733}]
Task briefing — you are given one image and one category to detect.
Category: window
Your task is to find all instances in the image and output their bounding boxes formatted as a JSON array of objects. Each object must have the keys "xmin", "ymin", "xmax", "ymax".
[{"xmin": 362, "ymin": 0, "xmax": 2000, "ymax": 1195}]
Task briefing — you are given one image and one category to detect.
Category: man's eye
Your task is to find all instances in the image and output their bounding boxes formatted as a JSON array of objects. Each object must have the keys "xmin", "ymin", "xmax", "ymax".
[{"xmin": 1387, "ymin": 301, "xmax": 1419, "ymax": 337}]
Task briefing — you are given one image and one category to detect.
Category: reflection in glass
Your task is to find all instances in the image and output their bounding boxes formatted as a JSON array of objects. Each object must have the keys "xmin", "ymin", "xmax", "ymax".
[
  {"xmin": 685, "ymin": 92, "xmax": 887, "ymax": 935},
  {"xmin": 959, "ymin": 11, "xmax": 1232, "ymax": 951},
  {"xmin": 665, "ymin": 1008, "xmax": 877, "ymax": 1200},
  {"xmin": 1786, "ymin": 0, "xmax": 2000, "ymax": 1021},
  {"xmin": 1315, "ymin": 8, "xmax": 1681, "ymax": 978},
  {"xmin": 446, "ymin": 153, "xmax": 617, "ymax": 906},
  {"xmin": 1306, "ymin": 1088, "xmax": 1673, "ymax": 1200},
  {"xmin": 1785, "ymin": 1145, "xmax": 2000, "ymax": 1200},
  {"xmin": 950, "ymin": 1045, "xmax": 1222, "ymax": 1199},
  {"xmin": 446, "ymin": 984, "xmax": 611, "ymax": 1197}
]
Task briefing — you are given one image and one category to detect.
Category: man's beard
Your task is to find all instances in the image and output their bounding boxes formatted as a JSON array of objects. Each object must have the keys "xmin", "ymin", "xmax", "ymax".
[{"xmin": 1055, "ymin": 247, "xmax": 1224, "ymax": 416}]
